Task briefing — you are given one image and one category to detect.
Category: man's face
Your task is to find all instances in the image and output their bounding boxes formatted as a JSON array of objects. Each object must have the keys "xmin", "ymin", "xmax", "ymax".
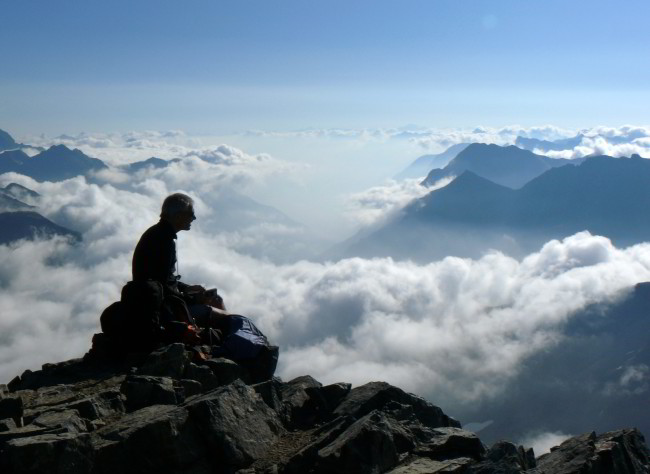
[{"xmin": 176, "ymin": 206, "xmax": 196, "ymax": 231}]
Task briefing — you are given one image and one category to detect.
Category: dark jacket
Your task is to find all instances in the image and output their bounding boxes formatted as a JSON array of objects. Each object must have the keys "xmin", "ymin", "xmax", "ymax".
[{"xmin": 132, "ymin": 220, "xmax": 188, "ymax": 295}]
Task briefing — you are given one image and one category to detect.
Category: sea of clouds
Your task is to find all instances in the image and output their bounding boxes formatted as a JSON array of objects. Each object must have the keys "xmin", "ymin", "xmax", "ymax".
[{"xmin": 3, "ymin": 125, "xmax": 650, "ymax": 452}]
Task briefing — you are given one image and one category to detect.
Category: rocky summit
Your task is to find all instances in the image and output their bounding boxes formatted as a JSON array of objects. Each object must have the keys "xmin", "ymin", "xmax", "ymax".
[{"xmin": 1, "ymin": 342, "xmax": 649, "ymax": 474}]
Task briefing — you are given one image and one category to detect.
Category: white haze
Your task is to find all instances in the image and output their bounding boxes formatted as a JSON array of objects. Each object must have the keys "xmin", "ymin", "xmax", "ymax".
[{"xmin": 2, "ymin": 125, "xmax": 650, "ymax": 420}]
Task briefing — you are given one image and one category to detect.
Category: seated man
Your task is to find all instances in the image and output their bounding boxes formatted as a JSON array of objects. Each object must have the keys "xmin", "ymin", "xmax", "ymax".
[{"xmin": 132, "ymin": 192, "xmax": 227, "ymax": 328}]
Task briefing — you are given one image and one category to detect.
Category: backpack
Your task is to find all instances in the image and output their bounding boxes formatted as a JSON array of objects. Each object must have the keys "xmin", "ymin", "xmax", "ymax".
[
  {"xmin": 212, "ymin": 315, "xmax": 279, "ymax": 382},
  {"xmin": 100, "ymin": 280, "xmax": 194, "ymax": 351}
]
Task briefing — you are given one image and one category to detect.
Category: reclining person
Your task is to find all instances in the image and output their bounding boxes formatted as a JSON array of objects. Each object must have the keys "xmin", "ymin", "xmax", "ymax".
[{"xmin": 132, "ymin": 192, "xmax": 228, "ymax": 329}]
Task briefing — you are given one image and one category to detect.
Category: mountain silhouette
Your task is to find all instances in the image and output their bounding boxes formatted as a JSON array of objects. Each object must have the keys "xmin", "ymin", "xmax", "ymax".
[
  {"xmin": 515, "ymin": 134, "xmax": 584, "ymax": 152},
  {"xmin": 0, "ymin": 128, "xmax": 18, "ymax": 151},
  {"xmin": 1, "ymin": 182, "xmax": 41, "ymax": 205},
  {"xmin": 421, "ymin": 143, "xmax": 580, "ymax": 189},
  {"xmin": 0, "ymin": 145, "xmax": 107, "ymax": 181},
  {"xmin": 122, "ymin": 156, "xmax": 181, "ymax": 173},
  {"xmin": 0, "ymin": 211, "xmax": 81, "ymax": 245},
  {"xmin": 339, "ymin": 154, "xmax": 650, "ymax": 261},
  {"xmin": 395, "ymin": 143, "xmax": 469, "ymax": 180}
]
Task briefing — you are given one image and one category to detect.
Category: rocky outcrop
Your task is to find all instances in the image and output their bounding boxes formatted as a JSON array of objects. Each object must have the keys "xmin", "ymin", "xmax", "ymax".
[{"xmin": 1, "ymin": 342, "xmax": 649, "ymax": 473}]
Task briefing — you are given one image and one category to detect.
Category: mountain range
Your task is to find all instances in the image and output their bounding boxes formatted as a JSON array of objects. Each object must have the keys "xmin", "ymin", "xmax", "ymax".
[
  {"xmin": 395, "ymin": 143, "xmax": 469, "ymax": 180},
  {"xmin": 0, "ymin": 211, "xmax": 81, "ymax": 245},
  {"xmin": 0, "ymin": 145, "xmax": 108, "ymax": 182},
  {"xmin": 337, "ymin": 153, "xmax": 650, "ymax": 262},
  {"xmin": 421, "ymin": 143, "xmax": 581, "ymax": 189}
]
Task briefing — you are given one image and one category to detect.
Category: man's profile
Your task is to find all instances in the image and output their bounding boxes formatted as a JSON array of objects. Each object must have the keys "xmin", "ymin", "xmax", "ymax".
[{"xmin": 132, "ymin": 192, "xmax": 227, "ymax": 329}]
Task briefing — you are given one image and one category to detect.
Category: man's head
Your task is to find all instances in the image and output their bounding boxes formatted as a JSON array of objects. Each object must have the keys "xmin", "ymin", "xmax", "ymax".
[{"xmin": 160, "ymin": 193, "xmax": 195, "ymax": 232}]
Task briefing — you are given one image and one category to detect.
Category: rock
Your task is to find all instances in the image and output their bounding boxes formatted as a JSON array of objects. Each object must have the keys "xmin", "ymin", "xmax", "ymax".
[
  {"xmin": 253, "ymin": 378, "xmax": 284, "ymax": 414},
  {"xmin": 0, "ymin": 432, "xmax": 94, "ymax": 474},
  {"xmin": 334, "ymin": 382, "xmax": 461, "ymax": 429},
  {"xmin": 388, "ymin": 457, "xmax": 475, "ymax": 473},
  {"xmin": 0, "ymin": 418, "xmax": 17, "ymax": 432},
  {"xmin": 91, "ymin": 404, "xmax": 207, "ymax": 474},
  {"xmin": 136, "ymin": 343, "xmax": 189, "ymax": 379},
  {"xmin": 467, "ymin": 440, "xmax": 535, "ymax": 473},
  {"xmin": 186, "ymin": 380, "xmax": 285, "ymax": 470},
  {"xmin": 30, "ymin": 408, "xmax": 89, "ymax": 434},
  {"xmin": 320, "ymin": 382, "xmax": 351, "ymax": 410},
  {"xmin": 179, "ymin": 379, "xmax": 203, "ymax": 398},
  {"xmin": 120, "ymin": 375, "xmax": 178, "ymax": 411},
  {"xmin": 0, "ymin": 395, "xmax": 23, "ymax": 426},
  {"xmin": 203, "ymin": 357, "xmax": 246, "ymax": 385},
  {"xmin": 183, "ymin": 362, "xmax": 219, "ymax": 391},
  {"xmin": 413, "ymin": 427, "xmax": 485, "ymax": 461},
  {"xmin": 536, "ymin": 429, "xmax": 650, "ymax": 474}
]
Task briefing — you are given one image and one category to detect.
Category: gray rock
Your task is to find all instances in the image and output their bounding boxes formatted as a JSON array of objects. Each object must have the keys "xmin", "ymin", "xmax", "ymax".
[
  {"xmin": 180, "ymin": 379, "xmax": 204, "ymax": 398},
  {"xmin": 183, "ymin": 362, "xmax": 219, "ymax": 391},
  {"xmin": 334, "ymin": 381, "xmax": 461, "ymax": 429},
  {"xmin": 203, "ymin": 357, "xmax": 245, "ymax": 385},
  {"xmin": 536, "ymin": 429, "xmax": 650, "ymax": 474},
  {"xmin": 388, "ymin": 457, "xmax": 475, "ymax": 473},
  {"xmin": 30, "ymin": 408, "xmax": 89, "ymax": 434},
  {"xmin": 120, "ymin": 375, "xmax": 178, "ymax": 411},
  {"xmin": 186, "ymin": 380, "xmax": 285, "ymax": 470},
  {"xmin": 1, "ymin": 432, "xmax": 94, "ymax": 474},
  {"xmin": 253, "ymin": 378, "xmax": 284, "ymax": 413},
  {"xmin": 91, "ymin": 404, "xmax": 207, "ymax": 474},
  {"xmin": 137, "ymin": 343, "xmax": 189, "ymax": 379},
  {"xmin": 320, "ymin": 382, "xmax": 351, "ymax": 410},
  {"xmin": 0, "ymin": 395, "xmax": 23, "ymax": 426},
  {"xmin": 0, "ymin": 417, "xmax": 17, "ymax": 432},
  {"xmin": 414, "ymin": 427, "xmax": 485, "ymax": 461}
]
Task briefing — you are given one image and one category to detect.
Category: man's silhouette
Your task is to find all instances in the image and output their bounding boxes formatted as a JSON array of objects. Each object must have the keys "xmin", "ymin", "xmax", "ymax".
[{"xmin": 132, "ymin": 192, "xmax": 227, "ymax": 328}]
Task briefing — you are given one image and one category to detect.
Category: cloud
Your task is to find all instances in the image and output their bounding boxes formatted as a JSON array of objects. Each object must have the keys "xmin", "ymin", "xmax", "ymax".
[
  {"xmin": 3, "ymin": 126, "xmax": 650, "ymax": 429},
  {"xmin": 603, "ymin": 364, "xmax": 650, "ymax": 396},
  {"xmin": 344, "ymin": 177, "xmax": 451, "ymax": 227},
  {"xmin": 518, "ymin": 431, "xmax": 573, "ymax": 456}
]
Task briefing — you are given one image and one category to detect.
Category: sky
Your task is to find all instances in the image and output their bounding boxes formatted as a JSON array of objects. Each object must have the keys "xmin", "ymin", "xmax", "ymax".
[
  {"xmin": 2, "ymin": 0, "xmax": 650, "ymax": 453},
  {"xmin": 1, "ymin": 0, "xmax": 649, "ymax": 134}
]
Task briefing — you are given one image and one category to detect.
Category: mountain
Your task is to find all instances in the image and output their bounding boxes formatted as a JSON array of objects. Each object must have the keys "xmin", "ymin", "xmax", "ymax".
[
  {"xmin": 459, "ymin": 281, "xmax": 650, "ymax": 444},
  {"xmin": 122, "ymin": 156, "xmax": 181, "ymax": 173},
  {"xmin": 0, "ymin": 129, "xmax": 18, "ymax": 151},
  {"xmin": 339, "ymin": 154, "xmax": 650, "ymax": 262},
  {"xmin": 421, "ymin": 143, "xmax": 580, "ymax": 189},
  {"xmin": 0, "ymin": 193, "xmax": 33, "ymax": 213},
  {"xmin": 515, "ymin": 134, "xmax": 584, "ymax": 152},
  {"xmin": 394, "ymin": 143, "xmax": 469, "ymax": 180},
  {"xmin": 0, "ymin": 211, "xmax": 81, "ymax": 245},
  {"xmin": 0, "ymin": 182, "xmax": 41, "ymax": 205},
  {"xmin": 1, "ymin": 340, "xmax": 648, "ymax": 473},
  {"xmin": 0, "ymin": 145, "xmax": 108, "ymax": 181}
]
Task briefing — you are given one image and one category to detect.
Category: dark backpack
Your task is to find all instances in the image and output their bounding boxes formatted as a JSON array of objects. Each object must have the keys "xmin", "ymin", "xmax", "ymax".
[{"xmin": 212, "ymin": 315, "xmax": 279, "ymax": 382}]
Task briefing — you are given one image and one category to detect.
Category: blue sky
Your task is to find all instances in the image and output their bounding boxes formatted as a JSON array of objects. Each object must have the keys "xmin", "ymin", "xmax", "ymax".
[{"xmin": 2, "ymin": 0, "xmax": 649, "ymax": 135}]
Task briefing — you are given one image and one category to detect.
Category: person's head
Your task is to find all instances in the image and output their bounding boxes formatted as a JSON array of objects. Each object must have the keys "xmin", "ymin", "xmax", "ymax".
[{"xmin": 160, "ymin": 193, "xmax": 195, "ymax": 231}]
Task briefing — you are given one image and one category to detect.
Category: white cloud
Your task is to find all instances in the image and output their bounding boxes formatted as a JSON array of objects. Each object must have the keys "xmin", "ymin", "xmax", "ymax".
[
  {"xmin": 518, "ymin": 431, "xmax": 573, "ymax": 455},
  {"xmin": 345, "ymin": 177, "xmax": 451, "ymax": 227}
]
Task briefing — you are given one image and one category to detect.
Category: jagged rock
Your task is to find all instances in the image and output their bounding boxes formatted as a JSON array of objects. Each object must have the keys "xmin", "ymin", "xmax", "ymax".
[
  {"xmin": 120, "ymin": 375, "xmax": 178, "ymax": 411},
  {"xmin": 334, "ymin": 381, "xmax": 461, "ymax": 429},
  {"xmin": 91, "ymin": 404, "xmax": 205, "ymax": 474},
  {"xmin": 31, "ymin": 409, "xmax": 90, "ymax": 434},
  {"xmin": 0, "ymin": 395, "xmax": 23, "ymax": 426},
  {"xmin": 179, "ymin": 379, "xmax": 203, "ymax": 398},
  {"xmin": 253, "ymin": 378, "xmax": 284, "ymax": 414},
  {"xmin": 185, "ymin": 380, "xmax": 285, "ymax": 469},
  {"xmin": 136, "ymin": 343, "xmax": 189, "ymax": 379},
  {"xmin": 203, "ymin": 357, "xmax": 246, "ymax": 385},
  {"xmin": 388, "ymin": 457, "xmax": 475, "ymax": 473},
  {"xmin": 0, "ymin": 418, "xmax": 17, "ymax": 432},
  {"xmin": 413, "ymin": 427, "xmax": 486, "ymax": 461},
  {"xmin": 1, "ymin": 432, "xmax": 94, "ymax": 474},
  {"xmin": 536, "ymin": 429, "xmax": 650, "ymax": 474},
  {"xmin": 183, "ymin": 362, "xmax": 219, "ymax": 391},
  {"xmin": 467, "ymin": 440, "xmax": 536, "ymax": 473}
]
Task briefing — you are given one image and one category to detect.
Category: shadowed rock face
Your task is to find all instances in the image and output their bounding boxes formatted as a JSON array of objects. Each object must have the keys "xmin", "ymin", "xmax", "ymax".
[{"xmin": 1, "ymin": 342, "xmax": 649, "ymax": 473}]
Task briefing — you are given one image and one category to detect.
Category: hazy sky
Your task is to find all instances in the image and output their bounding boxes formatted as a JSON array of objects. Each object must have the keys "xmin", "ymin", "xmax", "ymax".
[{"xmin": 1, "ymin": 0, "xmax": 649, "ymax": 135}]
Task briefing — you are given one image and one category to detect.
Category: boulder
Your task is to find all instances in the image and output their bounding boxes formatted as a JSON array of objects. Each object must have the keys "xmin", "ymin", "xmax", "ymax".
[
  {"xmin": 536, "ymin": 429, "xmax": 650, "ymax": 474},
  {"xmin": 0, "ymin": 432, "xmax": 94, "ymax": 474},
  {"xmin": 136, "ymin": 344, "xmax": 189, "ymax": 379},
  {"xmin": 203, "ymin": 357, "xmax": 246, "ymax": 385},
  {"xmin": 388, "ymin": 457, "xmax": 475, "ymax": 473},
  {"xmin": 186, "ymin": 380, "xmax": 285, "ymax": 470},
  {"xmin": 413, "ymin": 427, "xmax": 485, "ymax": 461},
  {"xmin": 0, "ymin": 395, "xmax": 23, "ymax": 426},
  {"xmin": 120, "ymin": 375, "xmax": 179, "ymax": 411},
  {"xmin": 334, "ymin": 381, "xmax": 461, "ymax": 429}
]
